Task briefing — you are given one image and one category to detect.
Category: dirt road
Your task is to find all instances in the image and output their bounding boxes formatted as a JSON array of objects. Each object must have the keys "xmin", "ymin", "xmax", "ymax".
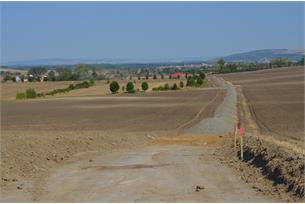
[
  {"xmin": 39, "ymin": 143, "xmax": 275, "ymax": 202},
  {"xmin": 33, "ymin": 78, "xmax": 276, "ymax": 202}
]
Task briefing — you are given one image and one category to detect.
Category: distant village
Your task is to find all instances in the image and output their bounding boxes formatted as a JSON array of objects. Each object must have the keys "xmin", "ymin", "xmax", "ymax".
[{"xmin": 0, "ymin": 63, "xmax": 211, "ymax": 83}]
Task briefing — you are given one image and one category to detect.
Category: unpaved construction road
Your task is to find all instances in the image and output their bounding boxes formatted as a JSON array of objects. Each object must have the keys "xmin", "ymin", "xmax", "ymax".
[
  {"xmin": 34, "ymin": 77, "xmax": 276, "ymax": 202},
  {"xmin": 39, "ymin": 142, "xmax": 275, "ymax": 202}
]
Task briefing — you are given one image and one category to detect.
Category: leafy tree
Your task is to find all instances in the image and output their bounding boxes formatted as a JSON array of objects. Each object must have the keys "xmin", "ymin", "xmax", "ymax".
[
  {"xmin": 28, "ymin": 67, "xmax": 47, "ymax": 77},
  {"xmin": 56, "ymin": 68, "xmax": 73, "ymax": 81},
  {"xmin": 109, "ymin": 81, "xmax": 120, "ymax": 94},
  {"xmin": 179, "ymin": 81, "xmax": 184, "ymax": 88},
  {"xmin": 171, "ymin": 83, "xmax": 178, "ymax": 90},
  {"xmin": 92, "ymin": 71, "xmax": 98, "ymax": 78},
  {"xmin": 126, "ymin": 81, "xmax": 135, "ymax": 93},
  {"xmin": 141, "ymin": 82, "xmax": 149, "ymax": 91},
  {"xmin": 197, "ymin": 77, "xmax": 203, "ymax": 86},
  {"xmin": 217, "ymin": 58, "xmax": 225, "ymax": 66},
  {"xmin": 199, "ymin": 72, "xmax": 206, "ymax": 80},
  {"xmin": 74, "ymin": 64, "xmax": 89, "ymax": 80},
  {"xmin": 186, "ymin": 76, "xmax": 196, "ymax": 86},
  {"xmin": 47, "ymin": 71, "xmax": 56, "ymax": 81}
]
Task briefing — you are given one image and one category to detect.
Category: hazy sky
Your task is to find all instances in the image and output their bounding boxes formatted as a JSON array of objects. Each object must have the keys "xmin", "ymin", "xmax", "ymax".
[{"xmin": 1, "ymin": 2, "xmax": 304, "ymax": 62}]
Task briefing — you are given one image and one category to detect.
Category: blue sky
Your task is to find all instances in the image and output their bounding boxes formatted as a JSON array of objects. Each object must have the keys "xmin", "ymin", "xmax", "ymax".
[{"xmin": 1, "ymin": 2, "xmax": 304, "ymax": 63}]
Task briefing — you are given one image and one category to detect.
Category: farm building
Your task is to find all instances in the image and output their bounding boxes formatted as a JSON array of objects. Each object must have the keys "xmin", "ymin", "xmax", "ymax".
[{"xmin": 170, "ymin": 72, "xmax": 186, "ymax": 79}]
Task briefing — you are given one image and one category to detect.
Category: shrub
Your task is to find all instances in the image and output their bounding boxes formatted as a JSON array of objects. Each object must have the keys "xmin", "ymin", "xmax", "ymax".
[
  {"xmin": 69, "ymin": 84, "xmax": 75, "ymax": 90},
  {"xmin": 180, "ymin": 81, "xmax": 184, "ymax": 88},
  {"xmin": 197, "ymin": 77, "xmax": 203, "ymax": 86},
  {"xmin": 141, "ymin": 82, "xmax": 149, "ymax": 91},
  {"xmin": 110, "ymin": 81, "xmax": 120, "ymax": 94},
  {"xmin": 199, "ymin": 72, "xmax": 206, "ymax": 80},
  {"xmin": 171, "ymin": 83, "xmax": 178, "ymax": 90},
  {"xmin": 16, "ymin": 92, "xmax": 26, "ymax": 100},
  {"xmin": 25, "ymin": 88, "xmax": 37, "ymax": 99},
  {"xmin": 89, "ymin": 79, "xmax": 95, "ymax": 86},
  {"xmin": 164, "ymin": 83, "xmax": 170, "ymax": 90},
  {"xmin": 126, "ymin": 81, "xmax": 135, "ymax": 93},
  {"xmin": 186, "ymin": 77, "xmax": 196, "ymax": 87}
]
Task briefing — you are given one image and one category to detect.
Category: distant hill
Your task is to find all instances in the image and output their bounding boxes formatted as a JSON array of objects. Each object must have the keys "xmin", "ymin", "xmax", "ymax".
[
  {"xmin": 1, "ymin": 57, "xmax": 206, "ymax": 67},
  {"xmin": 209, "ymin": 49, "xmax": 304, "ymax": 63},
  {"xmin": 2, "ymin": 49, "xmax": 304, "ymax": 67}
]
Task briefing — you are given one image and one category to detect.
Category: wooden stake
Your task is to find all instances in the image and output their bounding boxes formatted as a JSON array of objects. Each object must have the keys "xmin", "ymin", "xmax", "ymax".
[
  {"xmin": 234, "ymin": 129, "xmax": 237, "ymax": 153},
  {"xmin": 240, "ymin": 136, "xmax": 243, "ymax": 160}
]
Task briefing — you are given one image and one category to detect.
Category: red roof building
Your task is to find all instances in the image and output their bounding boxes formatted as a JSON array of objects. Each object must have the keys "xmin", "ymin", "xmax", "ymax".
[{"xmin": 170, "ymin": 72, "xmax": 186, "ymax": 79}]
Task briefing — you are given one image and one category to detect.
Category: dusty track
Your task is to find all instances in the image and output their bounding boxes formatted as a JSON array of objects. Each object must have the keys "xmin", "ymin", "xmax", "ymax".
[
  {"xmin": 38, "ymin": 137, "xmax": 276, "ymax": 202},
  {"xmin": 22, "ymin": 78, "xmax": 277, "ymax": 202}
]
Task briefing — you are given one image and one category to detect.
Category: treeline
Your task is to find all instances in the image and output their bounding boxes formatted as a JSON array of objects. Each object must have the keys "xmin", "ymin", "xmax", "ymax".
[
  {"xmin": 214, "ymin": 57, "xmax": 305, "ymax": 74},
  {"xmin": 16, "ymin": 80, "xmax": 95, "ymax": 99},
  {"xmin": 28, "ymin": 64, "xmax": 104, "ymax": 81}
]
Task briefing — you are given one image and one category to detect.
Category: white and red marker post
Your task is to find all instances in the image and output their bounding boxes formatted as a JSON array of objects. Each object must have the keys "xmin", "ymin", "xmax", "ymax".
[
  {"xmin": 239, "ymin": 127, "xmax": 244, "ymax": 160},
  {"xmin": 232, "ymin": 122, "xmax": 245, "ymax": 160}
]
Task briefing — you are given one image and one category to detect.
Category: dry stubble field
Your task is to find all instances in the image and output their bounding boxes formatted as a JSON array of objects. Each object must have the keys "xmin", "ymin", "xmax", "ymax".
[
  {"xmin": 221, "ymin": 66, "xmax": 304, "ymax": 146},
  {"xmin": 0, "ymin": 78, "xmax": 189, "ymax": 101}
]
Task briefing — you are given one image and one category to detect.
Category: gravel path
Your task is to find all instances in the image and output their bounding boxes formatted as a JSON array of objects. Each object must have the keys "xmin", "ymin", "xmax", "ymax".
[{"xmin": 187, "ymin": 76, "xmax": 237, "ymax": 134}]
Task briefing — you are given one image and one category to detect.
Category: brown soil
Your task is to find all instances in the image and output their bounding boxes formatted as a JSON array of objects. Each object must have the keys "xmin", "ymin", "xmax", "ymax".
[
  {"xmin": 0, "ymin": 87, "xmax": 224, "ymax": 201},
  {"xmin": 219, "ymin": 67, "xmax": 304, "ymax": 201},
  {"xmin": 221, "ymin": 66, "xmax": 304, "ymax": 145}
]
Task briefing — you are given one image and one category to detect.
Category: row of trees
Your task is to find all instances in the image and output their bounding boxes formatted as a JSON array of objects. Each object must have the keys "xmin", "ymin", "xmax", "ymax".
[
  {"xmin": 215, "ymin": 57, "xmax": 304, "ymax": 74},
  {"xmin": 110, "ymin": 81, "xmax": 149, "ymax": 94},
  {"xmin": 109, "ymin": 72, "xmax": 207, "ymax": 94}
]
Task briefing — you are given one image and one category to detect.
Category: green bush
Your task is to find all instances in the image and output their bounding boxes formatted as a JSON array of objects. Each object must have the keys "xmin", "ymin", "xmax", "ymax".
[
  {"xmin": 199, "ymin": 72, "xmax": 206, "ymax": 80},
  {"xmin": 25, "ymin": 88, "xmax": 37, "ymax": 99},
  {"xmin": 164, "ymin": 83, "xmax": 170, "ymax": 90},
  {"xmin": 171, "ymin": 83, "xmax": 178, "ymax": 90},
  {"xmin": 121, "ymin": 86, "xmax": 125, "ymax": 92},
  {"xmin": 186, "ymin": 77, "xmax": 196, "ymax": 87},
  {"xmin": 69, "ymin": 84, "xmax": 75, "ymax": 90},
  {"xmin": 141, "ymin": 82, "xmax": 149, "ymax": 91},
  {"xmin": 110, "ymin": 81, "xmax": 120, "ymax": 94},
  {"xmin": 16, "ymin": 92, "xmax": 26, "ymax": 100},
  {"xmin": 197, "ymin": 77, "xmax": 203, "ymax": 86},
  {"xmin": 180, "ymin": 81, "xmax": 184, "ymax": 88},
  {"xmin": 126, "ymin": 81, "xmax": 135, "ymax": 93},
  {"xmin": 89, "ymin": 79, "xmax": 95, "ymax": 86}
]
